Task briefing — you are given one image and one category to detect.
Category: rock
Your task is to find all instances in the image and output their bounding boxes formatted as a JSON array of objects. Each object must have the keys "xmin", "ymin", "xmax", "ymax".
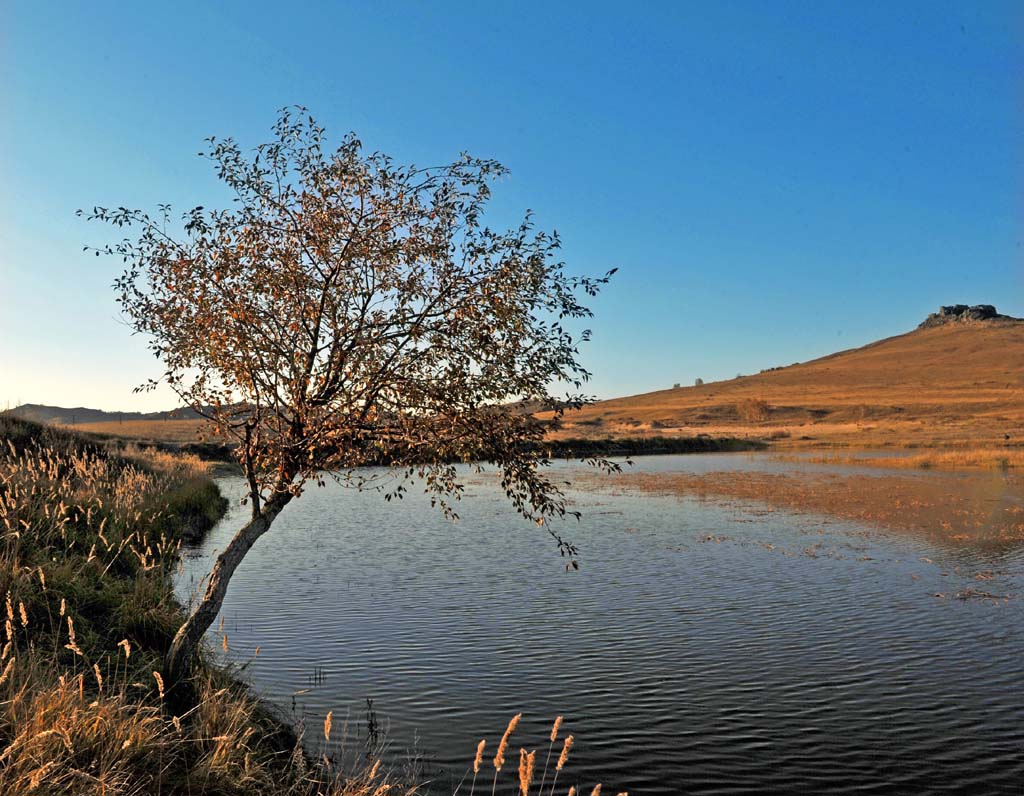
[{"xmin": 918, "ymin": 304, "xmax": 1020, "ymax": 328}]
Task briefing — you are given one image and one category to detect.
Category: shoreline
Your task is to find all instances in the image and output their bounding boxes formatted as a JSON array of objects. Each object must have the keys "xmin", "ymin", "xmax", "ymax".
[{"xmin": 72, "ymin": 430, "xmax": 769, "ymax": 467}]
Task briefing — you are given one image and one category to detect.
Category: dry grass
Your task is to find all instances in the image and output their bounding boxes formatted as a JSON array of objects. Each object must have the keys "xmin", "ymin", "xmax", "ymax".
[
  {"xmin": 539, "ymin": 322, "xmax": 1024, "ymax": 451},
  {"xmin": 463, "ymin": 712, "xmax": 622, "ymax": 796},
  {"xmin": 67, "ymin": 419, "xmax": 213, "ymax": 445},
  {"xmin": 786, "ymin": 448, "xmax": 1024, "ymax": 471},
  {"xmin": 113, "ymin": 441, "xmax": 216, "ymax": 477}
]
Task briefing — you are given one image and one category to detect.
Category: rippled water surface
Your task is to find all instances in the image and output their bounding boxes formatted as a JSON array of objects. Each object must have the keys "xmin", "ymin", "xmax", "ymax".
[{"xmin": 175, "ymin": 454, "xmax": 1024, "ymax": 794}]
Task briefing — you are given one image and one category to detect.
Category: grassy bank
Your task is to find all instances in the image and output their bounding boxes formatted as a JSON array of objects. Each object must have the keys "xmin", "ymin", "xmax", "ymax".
[
  {"xmin": 778, "ymin": 448, "xmax": 1024, "ymax": 471},
  {"xmin": 0, "ymin": 417, "xmax": 418, "ymax": 795}
]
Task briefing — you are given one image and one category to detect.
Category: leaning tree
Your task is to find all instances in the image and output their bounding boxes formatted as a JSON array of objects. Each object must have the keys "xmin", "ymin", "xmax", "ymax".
[{"xmin": 82, "ymin": 108, "xmax": 615, "ymax": 678}]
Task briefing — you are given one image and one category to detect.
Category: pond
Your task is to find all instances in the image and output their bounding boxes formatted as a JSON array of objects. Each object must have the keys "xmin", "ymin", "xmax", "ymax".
[{"xmin": 174, "ymin": 454, "xmax": 1024, "ymax": 795}]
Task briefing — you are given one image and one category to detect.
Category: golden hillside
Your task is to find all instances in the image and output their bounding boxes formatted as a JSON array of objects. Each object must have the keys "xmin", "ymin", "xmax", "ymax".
[
  {"xmin": 543, "ymin": 320, "xmax": 1024, "ymax": 449},
  {"xmin": 59, "ymin": 318, "xmax": 1024, "ymax": 452}
]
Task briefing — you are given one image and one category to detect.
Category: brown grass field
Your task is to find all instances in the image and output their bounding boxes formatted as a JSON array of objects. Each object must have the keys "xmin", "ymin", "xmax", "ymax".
[
  {"xmin": 67, "ymin": 320, "xmax": 1024, "ymax": 463},
  {"xmin": 776, "ymin": 448, "xmax": 1024, "ymax": 471},
  {"xmin": 66, "ymin": 418, "xmax": 214, "ymax": 444},
  {"xmin": 540, "ymin": 320, "xmax": 1024, "ymax": 451}
]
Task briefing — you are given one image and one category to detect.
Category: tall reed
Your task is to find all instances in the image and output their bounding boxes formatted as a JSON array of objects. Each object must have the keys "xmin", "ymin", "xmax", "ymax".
[
  {"xmin": 470, "ymin": 739, "xmax": 486, "ymax": 795},
  {"xmin": 491, "ymin": 712, "xmax": 522, "ymax": 796},
  {"xmin": 538, "ymin": 714, "xmax": 563, "ymax": 793},
  {"xmin": 548, "ymin": 733, "xmax": 574, "ymax": 796}
]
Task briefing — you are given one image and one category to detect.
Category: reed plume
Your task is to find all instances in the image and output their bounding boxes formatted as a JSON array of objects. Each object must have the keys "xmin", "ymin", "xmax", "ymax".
[
  {"xmin": 539, "ymin": 715, "xmax": 564, "ymax": 793},
  {"xmin": 494, "ymin": 712, "xmax": 521, "ymax": 770},
  {"xmin": 0, "ymin": 658, "xmax": 15, "ymax": 688},
  {"xmin": 64, "ymin": 616, "xmax": 82, "ymax": 657},
  {"xmin": 548, "ymin": 734, "xmax": 573, "ymax": 796},
  {"xmin": 491, "ymin": 712, "xmax": 522, "ymax": 796},
  {"xmin": 470, "ymin": 738, "xmax": 486, "ymax": 796},
  {"xmin": 557, "ymin": 735, "xmax": 573, "ymax": 770},
  {"xmin": 518, "ymin": 748, "xmax": 536, "ymax": 795}
]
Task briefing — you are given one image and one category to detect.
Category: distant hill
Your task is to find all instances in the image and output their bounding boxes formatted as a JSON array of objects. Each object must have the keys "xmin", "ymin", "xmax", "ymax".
[
  {"xmin": 541, "ymin": 307, "xmax": 1024, "ymax": 449},
  {"xmin": 7, "ymin": 404, "xmax": 202, "ymax": 426},
  {"xmin": 11, "ymin": 306, "xmax": 1023, "ymax": 451}
]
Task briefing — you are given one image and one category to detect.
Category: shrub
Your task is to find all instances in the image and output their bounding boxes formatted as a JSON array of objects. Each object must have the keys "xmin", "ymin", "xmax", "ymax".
[{"xmin": 737, "ymin": 398, "xmax": 771, "ymax": 422}]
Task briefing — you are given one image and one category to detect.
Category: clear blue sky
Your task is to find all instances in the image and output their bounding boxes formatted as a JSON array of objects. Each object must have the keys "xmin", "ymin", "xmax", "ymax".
[{"xmin": 2, "ymin": 1, "xmax": 1021, "ymax": 411}]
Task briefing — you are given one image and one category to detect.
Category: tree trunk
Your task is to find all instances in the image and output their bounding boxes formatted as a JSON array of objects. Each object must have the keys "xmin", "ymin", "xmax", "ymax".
[{"xmin": 165, "ymin": 492, "xmax": 292, "ymax": 681}]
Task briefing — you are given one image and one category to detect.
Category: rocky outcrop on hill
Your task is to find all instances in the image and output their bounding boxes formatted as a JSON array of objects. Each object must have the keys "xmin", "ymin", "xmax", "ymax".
[{"xmin": 919, "ymin": 304, "xmax": 1020, "ymax": 328}]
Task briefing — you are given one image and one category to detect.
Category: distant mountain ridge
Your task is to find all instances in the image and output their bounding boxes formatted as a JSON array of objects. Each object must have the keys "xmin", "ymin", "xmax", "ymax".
[{"xmin": 7, "ymin": 404, "xmax": 202, "ymax": 426}]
